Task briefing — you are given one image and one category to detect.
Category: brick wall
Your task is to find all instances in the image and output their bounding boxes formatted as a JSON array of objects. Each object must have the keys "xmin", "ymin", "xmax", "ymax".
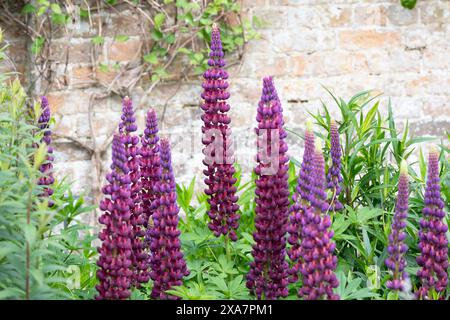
[{"xmin": 1, "ymin": 0, "xmax": 449, "ymax": 201}]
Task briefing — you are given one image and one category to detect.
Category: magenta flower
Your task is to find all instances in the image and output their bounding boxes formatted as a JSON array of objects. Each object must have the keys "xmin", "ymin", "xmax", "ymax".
[
  {"xmin": 200, "ymin": 24, "xmax": 240, "ymax": 241},
  {"xmin": 148, "ymin": 139, "xmax": 189, "ymax": 299},
  {"xmin": 416, "ymin": 149, "xmax": 448, "ymax": 299},
  {"xmin": 119, "ymin": 97, "xmax": 149, "ymax": 287},
  {"xmin": 37, "ymin": 96, "xmax": 55, "ymax": 206},
  {"xmin": 140, "ymin": 109, "xmax": 161, "ymax": 241},
  {"xmin": 327, "ymin": 119, "xmax": 343, "ymax": 211},
  {"xmin": 298, "ymin": 140, "xmax": 339, "ymax": 300},
  {"xmin": 246, "ymin": 76, "xmax": 290, "ymax": 300},
  {"xmin": 385, "ymin": 160, "xmax": 410, "ymax": 292},
  {"xmin": 96, "ymin": 135, "xmax": 133, "ymax": 300},
  {"xmin": 287, "ymin": 120, "xmax": 315, "ymax": 283}
]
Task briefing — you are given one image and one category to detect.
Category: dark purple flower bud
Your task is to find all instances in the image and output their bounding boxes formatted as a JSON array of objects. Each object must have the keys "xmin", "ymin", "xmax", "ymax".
[
  {"xmin": 297, "ymin": 140, "xmax": 340, "ymax": 300},
  {"xmin": 96, "ymin": 135, "xmax": 134, "ymax": 300},
  {"xmin": 327, "ymin": 119, "xmax": 343, "ymax": 211},
  {"xmin": 149, "ymin": 139, "xmax": 189, "ymax": 299},
  {"xmin": 201, "ymin": 24, "xmax": 240, "ymax": 241},
  {"xmin": 246, "ymin": 77, "xmax": 290, "ymax": 300},
  {"xmin": 416, "ymin": 149, "xmax": 448, "ymax": 299},
  {"xmin": 37, "ymin": 96, "xmax": 54, "ymax": 206},
  {"xmin": 385, "ymin": 160, "xmax": 410, "ymax": 292}
]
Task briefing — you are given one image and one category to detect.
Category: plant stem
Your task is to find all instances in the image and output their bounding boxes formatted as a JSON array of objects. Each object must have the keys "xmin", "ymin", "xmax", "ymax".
[{"xmin": 25, "ymin": 184, "xmax": 33, "ymax": 300}]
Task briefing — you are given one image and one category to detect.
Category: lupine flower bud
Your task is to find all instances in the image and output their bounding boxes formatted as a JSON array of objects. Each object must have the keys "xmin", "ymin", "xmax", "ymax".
[
  {"xmin": 37, "ymin": 96, "xmax": 55, "ymax": 206},
  {"xmin": 140, "ymin": 109, "xmax": 161, "ymax": 240},
  {"xmin": 287, "ymin": 119, "xmax": 315, "ymax": 283},
  {"xmin": 298, "ymin": 139, "xmax": 339, "ymax": 300},
  {"xmin": 201, "ymin": 24, "xmax": 240, "ymax": 241},
  {"xmin": 416, "ymin": 149, "xmax": 448, "ymax": 299},
  {"xmin": 119, "ymin": 97, "xmax": 149, "ymax": 287},
  {"xmin": 148, "ymin": 139, "xmax": 189, "ymax": 299},
  {"xmin": 96, "ymin": 135, "xmax": 134, "ymax": 300},
  {"xmin": 327, "ymin": 119, "xmax": 343, "ymax": 211},
  {"xmin": 246, "ymin": 76, "xmax": 290, "ymax": 300},
  {"xmin": 385, "ymin": 160, "xmax": 410, "ymax": 292}
]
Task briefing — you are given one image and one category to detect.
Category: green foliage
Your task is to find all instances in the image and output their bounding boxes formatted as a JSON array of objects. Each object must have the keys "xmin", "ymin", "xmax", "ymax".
[
  {"xmin": 159, "ymin": 90, "xmax": 449, "ymax": 300},
  {"xmin": 401, "ymin": 0, "xmax": 418, "ymax": 10},
  {"xmin": 0, "ymin": 55, "xmax": 95, "ymax": 299}
]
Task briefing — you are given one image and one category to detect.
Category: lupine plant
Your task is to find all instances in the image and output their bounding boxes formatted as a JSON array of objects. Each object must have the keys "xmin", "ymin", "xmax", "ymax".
[
  {"xmin": 119, "ymin": 97, "xmax": 149, "ymax": 288},
  {"xmin": 148, "ymin": 139, "xmax": 190, "ymax": 300},
  {"xmin": 287, "ymin": 120, "xmax": 315, "ymax": 283},
  {"xmin": 37, "ymin": 96, "xmax": 55, "ymax": 206},
  {"xmin": 200, "ymin": 24, "xmax": 240, "ymax": 241},
  {"xmin": 385, "ymin": 160, "xmax": 410, "ymax": 295},
  {"xmin": 416, "ymin": 149, "xmax": 448, "ymax": 299},
  {"xmin": 2, "ymin": 25, "xmax": 450, "ymax": 301},
  {"xmin": 246, "ymin": 77, "xmax": 290, "ymax": 300},
  {"xmin": 297, "ymin": 139, "xmax": 339, "ymax": 300}
]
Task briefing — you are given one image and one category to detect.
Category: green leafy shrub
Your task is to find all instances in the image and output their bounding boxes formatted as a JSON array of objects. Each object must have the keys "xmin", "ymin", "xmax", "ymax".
[{"xmin": 0, "ymin": 66, "xmax": 95, "ymax": 299}]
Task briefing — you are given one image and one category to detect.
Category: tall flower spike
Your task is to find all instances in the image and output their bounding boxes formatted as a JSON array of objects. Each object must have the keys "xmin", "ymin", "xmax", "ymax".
[
  {"xmin": 287, "ymin": 119, "xmax": 315, "ymax": 283},
  {"xmin": 246, "ymin": 77, "xmax": 290, "ymax": 300},
  {"xmin": 148, "ymin": 139, "xmax": 189, "ymax": 300},
  {"xmin": 201, "ymin": 24, "xmax": 240, "ymax": 241},
  {"xmin": 385, "ymin": 160, "xmax": 410, "ymax": 292},
  {"xmin": 416, "ymin": 148, "xmax": 448, "ymax": 299},
  {"xmin": 298, "ymin": 139, "xmax": 339, "ymax": 300},
  {"xmin": 119, "ymin": 97, "xmax": 149, "ymax": 287},
  {"xmin": 96, "ymin": 135, "xmax": 133, "ymax": 300},
  {"xmin": 327, "ymin": 119, "xmax": 343, "ymax": 211},
  {"xmin": 140, "ymin": 109, "xmax": 161, "ymax": 242},
  {"xmin": 37, "ymin": 96, "xmax": 55, "ymax": 206}
]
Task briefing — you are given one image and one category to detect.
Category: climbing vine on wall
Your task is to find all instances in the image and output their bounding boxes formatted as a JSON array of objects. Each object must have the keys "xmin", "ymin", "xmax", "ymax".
[{"xmin": 0, "ymin": 0, "xmax": 260, "ymax": 219}]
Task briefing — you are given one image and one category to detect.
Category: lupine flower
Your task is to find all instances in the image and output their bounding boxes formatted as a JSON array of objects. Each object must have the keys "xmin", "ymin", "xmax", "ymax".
[
  {"xmin": 416, "ymin": 149, "xmax": 448, "ymax": 299},
  {"xmin": 200, "ymin": 24, "xmax": 240, "ymax": 241},
  {"xmin": 37, "ymin": 96, "xmax": 55, "ymax": 206},
  {"xmin": 298, "ymin": 139, "xmax": 339, "ymax": 300},
  {"xmin": 287, "ymin": 119, "xmax": 315, "ymax": 283},
  {"xmin": 119, "ymin": 97, "xmax": 149, "ymax": 287},
  {"xmin": 327, "ymin": 119, "xmax": 343, "ymax": 211},
  {"xmin": 96, "ymin": 135, "xmax": 133, "ymax": 300},
  {"xmin": 148, "ymin": 139, "xmax": 189, "ymax": 300},
  {"xmin": 140, "ymin": 109, "xmax": 161, "ymax": 242},
  {"xmin": 246, "ymin": 76, "xmax": 290, "ymax": 300},
  {"xmin": 385, "ymin": 160, "xmax": 410, "ymax": 292}
]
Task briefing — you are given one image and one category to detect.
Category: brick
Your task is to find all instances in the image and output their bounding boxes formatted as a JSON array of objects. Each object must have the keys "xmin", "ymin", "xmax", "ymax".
[
  {"xmin": 387, "ymin": 4, "xmax": 419, "ymax": 26},
  {"xmin": 50, "ymin": 39, "xmax": 92, "ymax": 64},
  {"xmin": 272, "ymin": 30, "xmax": 336, "ymax": 53},
  {"xmin": 420, "ymin": 2, "xmax": 450, "ymax": 26},
  {"xmin": 354, "ymin": 4, "xmax": 388, "ymax": 26},
  {"xmin": 339, "ymin": 30, "xmax": 400, "ymax": 50},
  {"xmin": 100, "ymin": 38, "xmax": 142, "ymax": 62},
  {"xmin": 252, "ymin": 8, "xmax": 288, "ymax": 29},
  {"xmin": 70, "ymin": 66, "xmax": 96, "ymax": 88}
]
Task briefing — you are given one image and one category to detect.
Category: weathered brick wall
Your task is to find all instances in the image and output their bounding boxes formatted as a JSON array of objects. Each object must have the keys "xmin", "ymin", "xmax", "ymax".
[{"xmin": 1, "ymin": 0, "xmax": 449, "ymax": 200}]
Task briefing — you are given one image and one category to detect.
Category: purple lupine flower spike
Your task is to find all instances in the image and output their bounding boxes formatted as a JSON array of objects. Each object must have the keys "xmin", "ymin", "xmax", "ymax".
[
  {"xmin": 385, "ymin": 160, "xmax": 410, "ymax": 292},
  {"xmin": 119, "ymin": 97, "xmax": 149, "ymax": 287},
  {"xmin": 287, "ymin": 119, "xmax": 315, "ymax": 283},
  {"xmin": 327, "ymin": 119, "xmax": 343, "ymax": 211},
  {"xmin": 298, "ymin": 139, "xmax": 339, "ymax": 300},
  {"xmin": 37, "ymin": 96, "xmax": 55, "ymax": 206},
  {"xmin": 149, "ymin": 139, "xmax": 189, "ymax": 300},
  {"xmin": 201, "ymin": 24, "xmax": 240, "ymax": 241},
  {"xmin": 140, "ymin": 109, "xmax": 161, "ymax": 240},
  {"xmin": 96, "ymin": 135, "xmax": 133, "ymax": 300},
  {"xmin": 246, "ymin": 76, "xmax": 290, "ymax": 300},
  {"xmin": 416, "ymin": 148, "xmax": 448, "ymax": 299}
]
